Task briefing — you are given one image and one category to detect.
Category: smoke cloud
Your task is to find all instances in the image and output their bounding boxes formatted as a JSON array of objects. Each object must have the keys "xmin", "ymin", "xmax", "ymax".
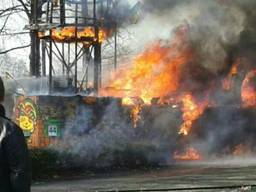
[
  {"xmin": 51, "ymin": 100, "xmax": 180, "ymax": 168},
  {"xmin": 131, "ymin": 0, "xmax": 247, "ymax": 73},
  {"xmin": 48, "ymin": 0, "xmax": 256, "ymax": 167}
]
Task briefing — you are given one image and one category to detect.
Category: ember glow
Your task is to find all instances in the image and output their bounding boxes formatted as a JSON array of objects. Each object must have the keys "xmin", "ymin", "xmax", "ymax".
[
  {"xmin": 233, "ymin": 144, "xmax": 251, "ymax": 156},
  {"xmin": 241, "ymin": 70, "xmax": 256, "ymax": 107},
  {"xmin": 222, "ymin": 60, "xmax": 239, "ymax": 91},
  {"xmin": 174, "ymin": 147, "xmax": 202, "ymax": 161}
]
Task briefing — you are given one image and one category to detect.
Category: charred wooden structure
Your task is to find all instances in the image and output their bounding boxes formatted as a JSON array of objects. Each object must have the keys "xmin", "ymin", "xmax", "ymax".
[{"xmin": 27, "ymin": 0, "xmax": 117, "ymax": 94}]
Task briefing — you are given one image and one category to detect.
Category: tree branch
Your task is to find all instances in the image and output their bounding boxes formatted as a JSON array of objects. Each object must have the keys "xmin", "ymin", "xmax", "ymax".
[
  {"xmin": 16, "ymin": 0, "xmax": 30, "ymax": 18},
  {"xmin": 0, "ymin": 44, "xmax": 30, "ymax": 54},
  {"xmin": 0, "ymin": 13, "xmax": 11, "ymax": 33},
  {"xmin": 0, "ymin": 5, "xmax": 23, "ymax": 16}
]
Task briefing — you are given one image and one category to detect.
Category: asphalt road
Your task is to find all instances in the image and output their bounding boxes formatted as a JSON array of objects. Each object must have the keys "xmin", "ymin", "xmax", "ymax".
[{"xmin": 32, "ymin": 158, "xmax": 256, "ymax": 192}]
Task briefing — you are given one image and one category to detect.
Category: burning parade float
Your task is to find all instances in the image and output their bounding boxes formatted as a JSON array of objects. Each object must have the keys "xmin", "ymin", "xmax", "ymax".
[{"xmin": 4, "ymin": 0, "xmax": 256, "ymax": 183}]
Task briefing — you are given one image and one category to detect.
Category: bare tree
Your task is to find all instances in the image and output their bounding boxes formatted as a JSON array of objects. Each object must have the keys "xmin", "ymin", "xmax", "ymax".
[
  {"xmin": 0, "ymin": 0, "xmax": 31, "ymax": 53},
  {"xmin": 0, "ymin": 0, "xmax": 42, "ymax": 76},
  {"xmin": 0, "ymin": 0, "xmax": 31, "ymax": 77}
]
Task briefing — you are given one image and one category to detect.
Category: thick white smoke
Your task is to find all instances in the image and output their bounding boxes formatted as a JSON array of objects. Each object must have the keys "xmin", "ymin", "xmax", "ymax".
[{"xmin": 128, "ymin": 0, "xmax": 246, "ymax": 74}]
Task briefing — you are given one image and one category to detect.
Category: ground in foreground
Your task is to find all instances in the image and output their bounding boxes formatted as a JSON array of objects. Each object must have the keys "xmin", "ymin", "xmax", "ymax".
[{"xmin": 32, "ymin": 159, "xmax": 256, "ymax": 192}]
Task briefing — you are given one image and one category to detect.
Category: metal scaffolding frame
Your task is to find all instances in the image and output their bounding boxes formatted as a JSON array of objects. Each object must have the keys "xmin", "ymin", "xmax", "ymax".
[{"xmin": 28, "ymin": 0, "xmax": 116, "ymax": 95}]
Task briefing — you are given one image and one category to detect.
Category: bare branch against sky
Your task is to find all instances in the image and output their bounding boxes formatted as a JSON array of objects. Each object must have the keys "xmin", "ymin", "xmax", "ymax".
[
  {"xmin": 0, "ymin": 44, "xmax": 30, "ymax": 54},
  {"xmin": 16, "ymin": 0, "xmax": 30, "ymax": 17},
  {"xmin": 0, "ymin": 0, "xmax": 30, "ymax": 56}
]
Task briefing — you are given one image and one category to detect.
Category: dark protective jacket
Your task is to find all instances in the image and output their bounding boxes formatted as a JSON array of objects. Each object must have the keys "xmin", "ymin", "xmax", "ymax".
[{"xmin": 0, "ymin": 105, "xmax": 31, "ymax": 192}]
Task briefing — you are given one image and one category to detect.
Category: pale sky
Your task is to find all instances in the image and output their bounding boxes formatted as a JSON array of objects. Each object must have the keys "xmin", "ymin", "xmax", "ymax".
[{"xmin": 128, "ymin": 0, "xmax": 139, "ymax": 6}]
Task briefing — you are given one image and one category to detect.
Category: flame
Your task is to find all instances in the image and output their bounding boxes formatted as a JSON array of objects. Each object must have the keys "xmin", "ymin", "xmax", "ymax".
[
  {"xmin": 241, "ymin": 70, "xmax": 256, "ymax": 107},
  {"xmin": 130, "ymin": 105, "xmax": 142, "ymax": 128},
  {"xmin": 222, "ymin": 61, "xmax": 239, "ymax": 91},
  {"xmin": 174, "ymin": 147, "xmax": 202, "ymax": 161},
  {"xmin": 233, "ymin": 144, "xmax": 251, "ymax": 156},
  {"xmin": 122, "ymin": 98, "xmax": 143, "ymax": 127},
  {"xmin": 100, "ymin": 24, "xmax": 209, "ymax": 134},
  {"xmin": 122, "ymin": 97, "xmax": 136, "ymax": 106},
  {"xmin": 39, "ymin": 27, "xmax": 106, "ymax": 44},
  {"xmin": 100, "ymin": 24, "xmax": 193, "ymax": 104},
  {"xmin": 179, "ymin": 93, "xmax": 208, "ymax": 136}
]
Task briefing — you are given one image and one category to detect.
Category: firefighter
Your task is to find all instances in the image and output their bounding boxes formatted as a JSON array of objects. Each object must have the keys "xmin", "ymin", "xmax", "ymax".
[{"xmin": 0, "ymin": 77, "xmax": 31, "ymax": 192}]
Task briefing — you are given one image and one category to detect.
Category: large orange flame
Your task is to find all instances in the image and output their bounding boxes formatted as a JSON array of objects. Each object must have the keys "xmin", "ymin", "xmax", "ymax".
[
  {"xmin": 100, "ymin": 25, "xmax": 201, "ymax": 131},
  {"xmin": 100, "ymin": 25, "xmax": 210, "ymax": 136},
  {"xmin": 100, "ymin": 25, "xmax": 193, "ymax": 105},
  {"xmin": 241, "ymin": 69, "xmax": 256, "ymax": 107}
]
